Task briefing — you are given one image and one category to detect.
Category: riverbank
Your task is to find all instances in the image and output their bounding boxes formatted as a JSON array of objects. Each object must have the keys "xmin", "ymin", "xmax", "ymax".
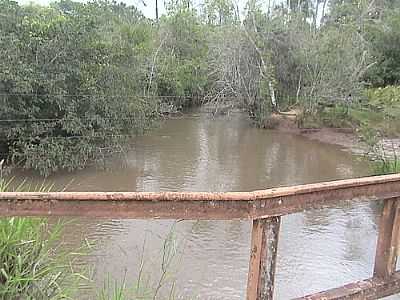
[
  {"xmin": 262, "ymin": 86, "xmax": 400, "ymax": 158},
  {"xmin": 6, "ymin": 111, "xmax": 375, "ymax": 299},
  {"xmin": 267, "ymin": 112, "xmax": 400, "ymax": 158}
]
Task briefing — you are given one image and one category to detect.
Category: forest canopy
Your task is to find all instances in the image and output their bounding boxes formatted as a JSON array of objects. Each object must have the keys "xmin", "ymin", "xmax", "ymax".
[{"xmin": 1, "ymin": 0, "xmax": 400, "ymax": 175}]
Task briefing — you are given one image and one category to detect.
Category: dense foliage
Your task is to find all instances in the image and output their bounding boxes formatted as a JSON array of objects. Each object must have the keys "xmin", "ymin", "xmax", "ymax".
[
  {"xmin": 0, "ymin": 0, "xmax": 159, "ymax": 175},
  {"xmin": 1, "ymin": 0, "xmax": 400, "ymax": 174},
  {"xmin": 364, "ymin": 8, "xmax": 400, "ymax": 86}
]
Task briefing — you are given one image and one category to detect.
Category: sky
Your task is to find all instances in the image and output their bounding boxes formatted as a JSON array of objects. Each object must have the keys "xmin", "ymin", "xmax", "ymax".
[
  {"xmin": 17, "ymin": 0, "xmax": 166, "ymax": 18},
  {"xmin": 17, "ymin": 0, "xmax": 280, "ymax": 20}
]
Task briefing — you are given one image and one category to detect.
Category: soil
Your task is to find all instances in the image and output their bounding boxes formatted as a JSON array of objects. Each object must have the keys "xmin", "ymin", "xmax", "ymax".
[
  {"xmin": 268, "ymin": 111, "xmax": 400, "ymax": 160},
  {"xmin": 268, "ymin": 111, "xmax": 367, "ymax": 155}
]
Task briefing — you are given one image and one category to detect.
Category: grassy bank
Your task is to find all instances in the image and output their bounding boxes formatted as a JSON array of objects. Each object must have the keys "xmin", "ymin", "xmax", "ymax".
[
  {"xmin": 0, "ymin": 162, "xmax": 85, "ymax": 299},
  {"xmin": 300, "ymin": 86, "xmax": 400, "ymax": 138},
  {"xmin": 351, "ymin": 86, "xmax": 400, "ymax": 138}
]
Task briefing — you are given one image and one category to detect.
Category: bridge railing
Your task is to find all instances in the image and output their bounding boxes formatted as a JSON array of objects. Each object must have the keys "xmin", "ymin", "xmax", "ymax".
[{"xmin": 1, "ymin": 173, "xmax": 400, "ymax": 299}]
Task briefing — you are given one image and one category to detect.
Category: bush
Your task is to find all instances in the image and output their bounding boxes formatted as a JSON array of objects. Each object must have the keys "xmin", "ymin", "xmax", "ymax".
[
  {"xmin": 364, "ymin": 9, "xmax": 400, "ymax": 87},
  {"xmin": 364, "ymin": 86, "xmax": 400, "ymax": 109},
  {"xmin": 0, "ymin": 0, "xmax": 158, "ymax": 175}
]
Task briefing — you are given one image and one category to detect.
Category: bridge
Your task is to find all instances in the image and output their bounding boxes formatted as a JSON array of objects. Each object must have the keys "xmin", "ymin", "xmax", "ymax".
[{"xmin": 1, "ymin": 173, "xmax": 400, "ymax": 299}]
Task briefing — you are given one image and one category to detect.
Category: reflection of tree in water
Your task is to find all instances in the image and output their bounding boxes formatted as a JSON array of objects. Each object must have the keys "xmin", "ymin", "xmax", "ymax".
[
  {"xmin": 236, "ymin": 121, "xmax": 275, "ymax": 190},
  {"xmin": 223, "ymin": 220, "xmax": 246, "ymax": 244},
  {"xmin": 342, "ymin": 219, "xmax": 368, "ymax": 263},
  {"xmin": 301, "ymin": 201, "xmax": 380, "ymax": 236},
  {"xmin": 236, "ymin": 123, "xmax": 371, "ymax": 192},
  {"xmin": 13, "ymin": 113, "xmax": 378, "ymax": 299},
  {"xmin": 301, "ymin": 202, "xmax": 378, "ymax": 267},
  {"xmin": 302, "ymin": 209, "xmax": 332, "ymax": 231},
  {"xmin": 370, "ymin": 201, "xmax": 383, "ymax": 228},
  {"xmin": 134, "ymin": 116, "xmax": 201, "ymax": 191},
  {"xmin": 185, "ymin": 219, "xmax": 248, "ymax": 266},
  {"xmin": 188, "ymin": 219, "xmax": 246, "ymax": 241},
  {"xmin": 296, "ymin": 201, "xmax": 380, "ymax": 282},
  {"xmin": 189, "ymin": 220, "xmax": 214, "ymax": 236},
  {"xmin": 341, "ymin": 203, "xmax": 377, "ymax": 266},
  {"xmin": 158, "ymin": 118, "xmax": 201, "ymax": 189},
  {"xmin": 57, "ymin": 217, "xmax": 126, "ymax": 256}
]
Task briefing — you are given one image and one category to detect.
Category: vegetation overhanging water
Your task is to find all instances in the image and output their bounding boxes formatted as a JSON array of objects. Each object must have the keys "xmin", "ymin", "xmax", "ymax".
[{"xmin": 1, "ymin": 0, "xmax": 400, "ymax": 298}]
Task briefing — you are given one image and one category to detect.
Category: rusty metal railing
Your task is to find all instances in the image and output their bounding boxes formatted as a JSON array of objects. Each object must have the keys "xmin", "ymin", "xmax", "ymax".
[{"xmin": 2, "ymin": 173, "xmax": 400, "ymax": 299}]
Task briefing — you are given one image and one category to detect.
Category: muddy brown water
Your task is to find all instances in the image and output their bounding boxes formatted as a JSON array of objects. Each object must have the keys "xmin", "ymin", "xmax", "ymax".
[{"xmin": 11, "ymin": 112, "xmax": 400, "ymax": 299}]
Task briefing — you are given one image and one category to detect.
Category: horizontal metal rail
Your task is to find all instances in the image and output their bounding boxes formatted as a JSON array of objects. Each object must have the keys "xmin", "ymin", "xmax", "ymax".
[
  {"xmin": 295, "ymin": 271, "xmax": 400, "ymax": 300},
  {"xmin": 1, "ymin": 173, "xmax": 400, "ymax": 219},
  {"xmin": 1, "ymin": 173, "xmax": 400, "ymax": 299}
]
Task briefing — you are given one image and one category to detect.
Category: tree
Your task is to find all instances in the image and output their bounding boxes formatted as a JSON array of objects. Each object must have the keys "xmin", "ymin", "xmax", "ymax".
[
  {"xmin": 0, "ymin": 0, "xmax": 157, "ymax": 175},
  {"xmin": 364, "ymin": 9, "xmax": 400, "ymax": 86}
]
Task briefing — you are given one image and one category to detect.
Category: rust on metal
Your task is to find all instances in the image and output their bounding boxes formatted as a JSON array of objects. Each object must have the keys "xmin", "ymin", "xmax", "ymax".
[
  {"xmin": 247, "ymin": 219, "xmax": 264, "ymax": 300},
  {"xmin": 1, "ymin": 174, "xmax": 400, "ymax": 219},
  {"xmin": 247, "ymin": 217, "xmax": 281, "ymax": 300},
  {"xmin": 2, "ymin": 173, "xmax": 400, "ymax": 299},
  {"xmin": 261, "ymin": 217, "xmax": 281, "ymax": 300},
  {"xmin": 374, "ymin": 198, "xmax": 400, "ymax": 278},
  {"xmin": 294, "ymin": 271, "xmax": 400, "ymax": 300}
]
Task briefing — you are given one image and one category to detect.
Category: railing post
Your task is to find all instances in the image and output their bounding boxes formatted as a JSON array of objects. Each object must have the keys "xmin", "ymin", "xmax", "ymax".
[
  {"xmin": 374, "ymin": 198, "xmax": 400, "ymax": 278},
  {"xmin": 247, "ymin": 217, "xmax": 281, "ymax": 300}
]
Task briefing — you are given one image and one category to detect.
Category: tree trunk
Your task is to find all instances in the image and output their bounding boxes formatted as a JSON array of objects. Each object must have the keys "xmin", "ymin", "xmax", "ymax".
[{"xmin": 155, "ymin": 0, "xmax": 159, "ymax": 20}]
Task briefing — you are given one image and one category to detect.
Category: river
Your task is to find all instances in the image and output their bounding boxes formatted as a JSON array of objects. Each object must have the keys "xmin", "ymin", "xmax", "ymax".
[{"xmin": 12, "ymin": 111, "xmax": 400, "ymax": 299}]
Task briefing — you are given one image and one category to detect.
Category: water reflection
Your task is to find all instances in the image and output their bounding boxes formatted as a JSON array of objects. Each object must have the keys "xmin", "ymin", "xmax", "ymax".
[
  {"xmin": 12, "ymin": 112, "xmax": 398, "ymax": 299},
  {"xmin": 277, "ymin": 202, "xmax": 380, "ymax": 299}
]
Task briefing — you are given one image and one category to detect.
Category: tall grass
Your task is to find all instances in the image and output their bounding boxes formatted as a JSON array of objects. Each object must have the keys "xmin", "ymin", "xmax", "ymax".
[
  {"xmin": 375, "ymin": 157, "xmax": 400, "ymax": 174},
  {"xmin": 368, "ymin": 145, "xmax": 400, "ymax": 175},
  {"xmin": 1, "ymin": 160, "xmax": 182, "ymax": 299},
  {"xmin": 0, "ymin": 218, "xmax": 82, "ymax": 299},
  {"xmin": 98, "ymin": 223, "xmax": 180, "ymax": 300},
  {"xmin": 0, "ymin": 160, "xmax": 85, "ymax": 300}
]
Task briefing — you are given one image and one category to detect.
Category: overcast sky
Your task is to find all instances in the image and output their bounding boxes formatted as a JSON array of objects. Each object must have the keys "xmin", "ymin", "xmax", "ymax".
[{"xmin": 17, "ymin": 0, "xmax": 279, "ymax": 20}]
